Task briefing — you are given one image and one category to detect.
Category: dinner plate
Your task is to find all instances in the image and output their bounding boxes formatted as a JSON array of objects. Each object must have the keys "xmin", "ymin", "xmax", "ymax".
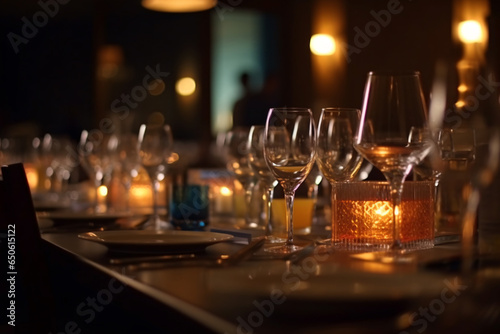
[
  {"xmin": 33, "ymin": 199, "xmax": 71, "ymax": 212},
  {"xmin": 39, "ymin": 211, "xmax": 133, "ymax": 226},
  {"xmin": 78, "ymin": 230, "xmax": 234, "ymax": 254}
]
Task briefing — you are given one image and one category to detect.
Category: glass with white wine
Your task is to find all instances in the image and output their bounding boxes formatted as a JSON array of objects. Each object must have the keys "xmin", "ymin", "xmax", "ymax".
[
  {"xmin": 263, "ymin": 108, "xmax": 316, "ymax": 254},
  {"xmin": 354, "ymin": 71, "xmax": 432, "ymax": 254}
]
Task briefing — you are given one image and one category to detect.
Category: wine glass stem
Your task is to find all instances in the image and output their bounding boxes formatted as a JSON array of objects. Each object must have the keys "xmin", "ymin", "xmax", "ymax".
[
  {"xmin": 244, "ymin": 183, "xmax": 254, "ymax": 223},
  {"xmin": 390, "ymin": 179, "xmax": 404, "ymax": 250},
  {"xmin": 331, "ymin": 182, "xmax": 338, "ymax": 244},
  {"xmin": 124, "ymin": 183, "xmax": 131, "ymax": 212},
  {"xmin": 284, "ymin": 191, "xmax": 295, "ymax": 246},
  {"xmin": 262, "ymin": 181, "xmax": 275, "ymax": 236},
  {"xmin": 94, "ymin": 181, "xmax": 100, "ymax": 212},
  {"xmin": 462, "ymin": 187, "xmax": 480, "ymax": 275},
  {"xmin": 94, "ymin": 176, "xmax": 106, "ymax": 213},
  {"xmin": 152, "ymin": 176, "xmax": 160, "ymax": 230}
]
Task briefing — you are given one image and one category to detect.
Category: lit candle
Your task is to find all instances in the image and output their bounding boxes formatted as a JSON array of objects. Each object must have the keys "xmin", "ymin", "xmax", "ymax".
[
  {"xmin": 130, "ymin": 183, "xmax": 153, "ymax": 207},
  {"xmin": 213, "ymin": 185, "xmax": 233, "ymax": 214},
  {"xmin": 333, "ymin": 181, "xmax": 434, "ymax": 250},
  {"xmin": 24, "ymin": 163, "xmax": 39, "ymax": 191}
]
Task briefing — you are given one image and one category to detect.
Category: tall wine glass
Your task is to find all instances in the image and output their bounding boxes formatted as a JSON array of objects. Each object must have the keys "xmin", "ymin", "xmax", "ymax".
[
  {"xmin": 354, "ymin": 71, "xmax": 432, "ymax": 253},
  {"xmin": 263, "ymin": 108, "xmax": 316, "ymax": 253},
  {"xmin": 316, "ymin": 108, "xmax": 363, "ymax": 245},
  {"xmin": 224, "ymin": 127, "xmax": 257, "ymax": 227},
  {"xmin": 138, "ymin": 122, "xmax": 174, "ymax": 230},
  {"xmin": 78, "ymin": 130, "xmax": 118, "ymax": 213},
  {"xmin": 248, "ymin": 125, "xmax": 282, "ymax": 242},
  {"xmin": 117, "ymin": 133, "xmax": 140, "ymax": 212}
]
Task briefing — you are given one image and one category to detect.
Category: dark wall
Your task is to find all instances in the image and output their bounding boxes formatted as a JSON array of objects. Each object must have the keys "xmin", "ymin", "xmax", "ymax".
[
  {"xmin": 343, "ymin": 0, "xmax": 457, "ymax": 109},
  {"xmin": 0, "ymin": 0, "xmax": 492, "ymax": 146}
]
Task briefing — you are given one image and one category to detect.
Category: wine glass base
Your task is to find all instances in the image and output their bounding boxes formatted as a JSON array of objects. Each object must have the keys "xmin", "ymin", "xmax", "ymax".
[
  {"xmin": 265, "ymin": 235, "xmax": 286, "ymax": 244},
  {"xmin": 350, "ymin": 249, "xmax": 416, "ymax": 264},
  {"xmin": 265, "ymin": 243, "xmax": 303, "ymax": 254},
  {"xmin": 142, "ymin": 216, "xmax": 173, "ymax": 231}
]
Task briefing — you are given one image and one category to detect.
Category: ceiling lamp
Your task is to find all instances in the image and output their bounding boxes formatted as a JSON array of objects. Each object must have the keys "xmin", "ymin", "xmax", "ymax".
[
  {"xmin": 142, "ymin": 0, "xmax": 217, "ymax": 13},
  {"xmin": 310, "ymin": 34, "xmax": 336, "ymax": 56},
  {"xmin": 176, "ymin": 77, "xmax": 196, "ymax": 96},
  {"xmin": 458, "ymin": 20, "xmax": 483, "ymax": 43}
]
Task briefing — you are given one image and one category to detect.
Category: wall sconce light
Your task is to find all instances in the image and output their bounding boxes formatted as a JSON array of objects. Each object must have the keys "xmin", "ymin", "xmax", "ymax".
[
  {"xmin": 176, "ymin": 77, "xmax": 196, "ymax": 96},
  {"xmin": 310, "ymin": 34, "xmax": 336, "ymax": 56},
  {"xmin": 458, "ymin": 20, "xmax": 483, "ymax": 43},
  {"xmin": 142, "ymin": 0, "xmax": 217, "ymax": 13}
]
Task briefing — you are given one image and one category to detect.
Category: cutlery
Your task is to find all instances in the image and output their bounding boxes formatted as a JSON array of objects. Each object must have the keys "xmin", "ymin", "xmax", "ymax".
[{"xmin": 109, "ymin": 236, "xmax": 266, "ymax": 268}]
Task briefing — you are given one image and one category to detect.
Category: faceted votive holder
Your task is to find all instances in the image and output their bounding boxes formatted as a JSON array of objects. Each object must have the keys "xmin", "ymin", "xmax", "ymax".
[{"xmin": 333, "ymin": 181, "xmax": 434, "ymax": 251}]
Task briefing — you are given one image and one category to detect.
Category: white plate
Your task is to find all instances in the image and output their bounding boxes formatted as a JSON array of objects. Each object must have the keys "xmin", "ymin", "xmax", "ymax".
[
  {"xmin": 39, "ymin": 211, "xmax": 133, "ymax": 225},
  {"xmin": 78, "ymin": 230, "xmax": 234, "ymax": 254}
]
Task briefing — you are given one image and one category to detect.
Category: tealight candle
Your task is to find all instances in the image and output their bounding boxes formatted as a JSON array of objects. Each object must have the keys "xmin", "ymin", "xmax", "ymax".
[
  {"xmin": 213, "ymin": 184, "xmax": 233, "ymax": 215},
  {"xmin": 24, "ymin": 163, "xmax": 39, "ymax": 191},
  {"xmin": 130, "ymin": 183, "xmax": 153, "ymax": 208},
  {"xmin": 333, "ymin": 181, "xmax": 434, "ymax": 251}
]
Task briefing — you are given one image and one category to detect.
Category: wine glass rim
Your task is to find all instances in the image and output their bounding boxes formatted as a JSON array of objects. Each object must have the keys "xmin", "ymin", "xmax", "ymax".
[
  {"xmin": 269, "ymin": 107, "xmax": 312, "ymax": 112},
  {"xmin": 368, "ymin": 70, "xmax": 420, "ymax": 77},
  {"xmin": 321, "ymin": 107, "xmax": 360, "ymax": 112}
]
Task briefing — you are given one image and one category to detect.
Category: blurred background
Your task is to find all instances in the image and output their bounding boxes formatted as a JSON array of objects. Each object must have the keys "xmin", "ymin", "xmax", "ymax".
[{"xmin": 0, "ymin": 0, "xmax": 499, "ymax": 165}]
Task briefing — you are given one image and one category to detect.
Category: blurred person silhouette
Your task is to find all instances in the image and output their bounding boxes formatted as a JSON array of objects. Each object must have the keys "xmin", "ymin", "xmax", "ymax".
[{"xmin": 232, "ymin": 72, "xmax": 283, "ymax": 128}]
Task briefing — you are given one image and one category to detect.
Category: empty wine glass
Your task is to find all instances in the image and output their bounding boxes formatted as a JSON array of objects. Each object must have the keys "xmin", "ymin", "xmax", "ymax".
[
  {"xmin": 224, "ymin": 127, "xmax": 258, "ymax": 227},
  {"xmin": 78, "ymin": 130, "xmax": 118, "ymax": 213},
  {"xmin": 316, "ymin": 108, "xmax": 364, "ymax": 246},
  {"xmin": 138, "ymin": 122, "xmax": 174, "ymax": 230},
  {"xmin": 354, "ymin": 71, "xmax": 432, "ymax": 254},
  {"xmin": 47, "ymin": 135, "xmax": 78, "ymax": 196},
  {"xmin": 117, "ymin": 133, "xmax": 140, "ymax": 212},
  {"xmin": 248, "ymin": 125, "xmax": 282, "ymax": 242},
  {"xmin": 263, "ymin": 108, "xmax": 316, "ymax": 254}
]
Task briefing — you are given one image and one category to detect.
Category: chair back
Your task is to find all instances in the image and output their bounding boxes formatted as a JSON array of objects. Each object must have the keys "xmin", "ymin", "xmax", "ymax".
[{"xmin": 0, "ymin": 163, "xmax": 55, "ymax": 333}]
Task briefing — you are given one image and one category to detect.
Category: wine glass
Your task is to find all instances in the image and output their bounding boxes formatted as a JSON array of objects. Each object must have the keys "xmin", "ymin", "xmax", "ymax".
[
  {"xmin": 224, "ymin": 127, "xmax": 258, "ymax": 228},
  {"xmin": 316, "ymin": 108, "xmax": 364, "ymax": 246},
  {"xmin": 138, "ymin": 122, "xmax": 174, "ymax": 230},
  {"xmin": 78, "ymin": 130, "xmax": 118, "ymax": 213},
  {"xmin": 354, "ymin": 71, "xmax": 432, "ymax": 254},
  {"xmin": 117, "ymin": 133, "xmax": 140, "ymax": 212},
  {"xmin": 263, "ymin": 108, "xmax": 316, "ymax": 253},
  {"xmin": 47, "ymin": 135, "xmax": 77, "ymax": 196},
  {"xmin": 247, "ymin": 125, "xmax": 282, "ymax": 242}
]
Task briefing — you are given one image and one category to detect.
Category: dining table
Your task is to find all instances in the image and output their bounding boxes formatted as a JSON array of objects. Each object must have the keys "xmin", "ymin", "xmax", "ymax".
[{"xmin": 39, "ymin": 214, "xmax": 500, "ymax": 334}]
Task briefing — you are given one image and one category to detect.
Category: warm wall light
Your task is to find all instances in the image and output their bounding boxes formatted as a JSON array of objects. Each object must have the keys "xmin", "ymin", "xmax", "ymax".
[
  {"xmin": 176, "ymin": 77, "xmax": 196, "ymax": 96},
  {"xmin": 142, "ymin": 0, "xmax": 217, "ymax": 12},
  {"xmin": 458, "ymin": 20, "xmax": 483, "ymax": 43},
  {"xmin": 310, "ymin": 34, "xmax": 336, "ymax": 55}
]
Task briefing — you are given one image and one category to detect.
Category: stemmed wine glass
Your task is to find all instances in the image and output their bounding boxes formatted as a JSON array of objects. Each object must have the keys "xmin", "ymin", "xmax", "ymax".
[
  {"xmin": 117, "ymin": 133, "xmax": 140, "ymax": 212},
  {"xmin": 316, "ymin": 108, "xmax": 364, "ymax": 246},
  {"xmin": 263, "ymin": 108, "xmax": 316, "ymax": 253},
  {"xmin": 224, "ymin": 127, "xmax": 257, "ymax": 228},
  {"xmin": 78, "ymin": 130, "xmax": 118, "ymax": 213},
  {"xmin": 247, "ymin": 125, "xmax": 282, "ymax": 242},
  {"xmin": 138, "ymin": 122, "xmax": 174, "ymax": 230},
  {"xmin": 354, "ymin": 71, "xmax": 432, "ymax": 254}
]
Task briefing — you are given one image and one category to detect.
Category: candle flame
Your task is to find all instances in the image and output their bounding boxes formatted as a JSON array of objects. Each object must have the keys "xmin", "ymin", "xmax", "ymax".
[
  {"xmin": 220, "ymin": 186, "xmax": 232, "ymax": 196},
  {"xmin": 98, "ymin": 185, "xmax": 108, "ymax": 197}
]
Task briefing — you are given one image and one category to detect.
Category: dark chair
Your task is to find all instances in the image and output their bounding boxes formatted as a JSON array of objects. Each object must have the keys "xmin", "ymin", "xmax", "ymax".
[{"xmin": 0, "ymin": 163, "xmax": 56, "ymax": 333}]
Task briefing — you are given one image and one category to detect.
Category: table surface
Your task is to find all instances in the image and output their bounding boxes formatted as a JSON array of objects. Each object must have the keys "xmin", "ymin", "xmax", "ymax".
[{"xmin": 41, "ymin": 224, "xmax": 500, "ymax": 334}]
